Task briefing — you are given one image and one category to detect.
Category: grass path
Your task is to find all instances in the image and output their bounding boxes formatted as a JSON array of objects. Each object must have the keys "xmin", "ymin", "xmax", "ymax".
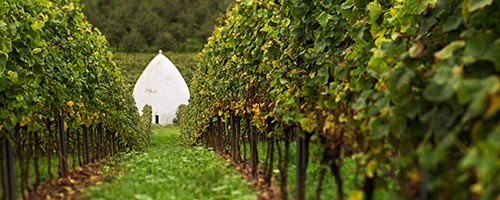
[{"xmin": 84, "ymin": 126, "xmax": 256, "ymax": 200}]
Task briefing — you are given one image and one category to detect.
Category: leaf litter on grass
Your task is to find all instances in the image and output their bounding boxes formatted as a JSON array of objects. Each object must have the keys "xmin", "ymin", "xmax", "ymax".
[{"xmin": 27, "ymin": 162, "xmax": 113, "ymax": 200}]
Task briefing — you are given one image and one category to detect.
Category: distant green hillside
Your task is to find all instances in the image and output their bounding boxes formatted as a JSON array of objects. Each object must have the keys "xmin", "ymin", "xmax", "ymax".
[
  {"xmin": 80, "ymin": 0, "xmax": 230, "ymax": 52},
  {"xmin": 113, "ymin": 52, "xmax": 197, "ymax": 91}
]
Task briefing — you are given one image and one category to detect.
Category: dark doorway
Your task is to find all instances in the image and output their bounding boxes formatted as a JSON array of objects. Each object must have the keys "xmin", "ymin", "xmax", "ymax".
[{"xmin": 155, "ymin": 115, "xmax": 159, "ymax": 124}]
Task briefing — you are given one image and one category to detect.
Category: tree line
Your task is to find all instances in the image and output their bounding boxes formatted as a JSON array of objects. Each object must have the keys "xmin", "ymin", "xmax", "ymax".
[{"xmin": 80, "ymin": 0, "xmax": 230, "ymax": 52}]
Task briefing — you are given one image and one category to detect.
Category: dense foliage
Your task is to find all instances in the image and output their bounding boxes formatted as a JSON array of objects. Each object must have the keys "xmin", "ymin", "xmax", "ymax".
[
  {"xmin": 182, "ymin": 0, "xmax": 500, "ymax": 199},
  {"xmin": 112, "ymin": 52, "xmax": 198, "ymax": 90},
  {"xmin": 0, "ymin": 0, "xmax": 146, "ymax": 148},
  {"xmin": 1, "ymin": 0, "xmax": 149, "ymax": 197},
  {"xmin": 80, "ymin": 0, "xmax": 231, "ymax": 52}
]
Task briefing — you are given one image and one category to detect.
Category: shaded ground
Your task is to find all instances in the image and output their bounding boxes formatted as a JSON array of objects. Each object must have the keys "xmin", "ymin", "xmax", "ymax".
[
  {"xmin": 27, "ymin": 162, "xmax": 109, "ymax": 200},
  {"xmin": 218, "ymin": 153, "xmax": 282, "ymax": 200}
]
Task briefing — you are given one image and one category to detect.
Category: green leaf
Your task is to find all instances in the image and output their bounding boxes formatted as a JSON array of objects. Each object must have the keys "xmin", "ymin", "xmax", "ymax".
[
  {"xmin": 349, "ymin": 22, "xmax": 368, "ymax": 46},
  {"xmin": 299, "ymin": 112, "xmax": 317, "ymax": 133},
  {"xmin": 420, "ymin": 135, "xmax": 454, "ymax": 170},
  {"xmin": 370, "ymin": 117, "xmax": 389, "ymax": 139},
  {"xmin": 341, "ymin": 1, "xmax": 354, "ymax": 10},
  {"xmin": 0, "ymin": 36, "xmax": 12, "ymax": 55},
  {"xmin": 442, "ymin": 14, "xmax": 462, "ymax": 32},
  {"xmin": 31, "ymin": 18, "xmax": 46, "ymax": 31},
  {"xmin": 464, "ymin": 32, "xmax": 500, "ymax": 66},
  {"xmin": 487, "ymin": 124, "xmax": 500, "ymax": 147},
  {"xmin": 466, "ymin": 90, "xmax": 487, "ymax": 119},
  {"xmin": 7, "ymin": 70, "xmax": 18, "ymax": 83},
  {"xmin": 367, "ymin": 2, "xmax": 382, "ymax": 23},
  {"xmin": 418, "ymin": 144, "xmax": 439, "ymax": 170},
  {"xmin": 316, "ymin": 11, "xmax": 331, "ymax": 28},
  {"xmin": 423, "ymin": 82, "xmax": 454, "ymax": 102},
  {"xmin": 133, "ymin": 194, "xmax": 153, "ymax": 200},
  {"xmin": 0, "ymin": 109, "xmax": 9, "ymax": 120},
  {"xmin": 403, "ymin": 0, "xmax": 438, "ymax": 14},
  {"xmin": 387, "ymin": 66, "xmax": 415, "ymax": 92},
  {"xmin": 460, "ymin": 147, "xmax": 478, "ymax": 169},
  {"xmin": 367, "ymin": 49, "xmax": 387, "ymax": 77},
  {"xmin": 434, "ymin": 41, "xmax": 465, "ymax": 60},
  {"xmin": 467, "ymin": 0, "xmax": 493, "ymax": 12},
  {"xmin": 0, "ymin": 53, "xmax": 7, "ymax": 69},
  {"xmin": 457, "ymin": 77, "xmax": 497, "ymax": 120},
  {"xmin": 457, "ymin": 79, "xmax": 483, "ymax": 104}
]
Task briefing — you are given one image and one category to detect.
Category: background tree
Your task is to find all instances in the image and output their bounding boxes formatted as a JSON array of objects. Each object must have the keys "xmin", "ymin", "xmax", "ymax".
[{"xmin": 80, "ymin": 0, "xmax": 230, "ymax": 52}]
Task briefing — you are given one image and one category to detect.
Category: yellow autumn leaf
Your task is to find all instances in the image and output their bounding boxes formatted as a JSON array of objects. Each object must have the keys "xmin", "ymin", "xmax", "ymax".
[
  {"xmin": 366, "ymin": 160, "xmax": 377, "ymax": 178},
  {"xmin": 68, "ymin": 177, "xmax": 77, "ymax": 184},
  {"xmin": 343, "ymin": 83, "xmax": 350, "ymax": 91},
  {"xmin": 322, "ymin": 114, "xmax": 335, "ymax": 134},
  {"xmin": 407, "ymin": 168, "xmax": 421, "ymax": 183},
  {"xmin": 335, "ymin": 95, "xmax": 341, "ymax": 103},
  {"xmin": 470, "ymin": 183, "xmax": 483, "ymax": 194},
  {"xmin": 64, "ymin": 186, "xmax": 73, "ymax": 192},
  {"xmin": 19, "ymin": 116, "xmax": 31, "ymax": 127},
  {"xmin": 348, "ymin": 190, "xmax": 364, "ymax": 200},
  {"xmin": 484, "ymin": 94, "xmax": 500, "ymax": 119},
  {"xmin": 272, "ymin": 60, "xmax": 279, "ymax": 68},
  {"xmin": 76, "ymin": 113, "xmax": 82, "ymax": 123},
  {"xmin": 300, "ymin": 112, "xmax": 317, "ymax": 133}
]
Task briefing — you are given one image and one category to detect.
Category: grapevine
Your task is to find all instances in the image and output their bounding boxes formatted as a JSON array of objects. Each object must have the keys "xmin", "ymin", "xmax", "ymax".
[
  {"xmin": 1, "ymin": 0, "xmax": 149, "ymax": 198},
  {"xmin": 181, "ymin": 0, "xmax": 500, "ymax": 198}
]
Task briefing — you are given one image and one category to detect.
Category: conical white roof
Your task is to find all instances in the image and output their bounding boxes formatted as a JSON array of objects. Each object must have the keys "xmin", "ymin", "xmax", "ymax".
[{"xmin": 133, "ymin": 51, "xmax": 190, "ymax": 124}]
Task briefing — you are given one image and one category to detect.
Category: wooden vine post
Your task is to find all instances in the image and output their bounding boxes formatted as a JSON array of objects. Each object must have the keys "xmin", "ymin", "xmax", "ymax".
[
  {"xmin": 2, "ymin": 132, "xmax": 16, "ymax": 200},
  {"xmin": 83, "ymin": 126, "xmax": 90, "ymax": 165},
  {"xmin": 230, "ymin": 114, "xmax": 237, "ymax": 162},
  {"xmin": 57, "ymin": 113, "xmax": 69, "ymax": 177},
  {"xmin": 296, "ymin": 127, "xmax": 308, "ymax": 200},
  {"xmin": 98, "ymin": 123, "xmax": 104, "ymax": 159},
  {"xmin": 249, "ymin": 122, "xmax": 258, "ymax": 177}
]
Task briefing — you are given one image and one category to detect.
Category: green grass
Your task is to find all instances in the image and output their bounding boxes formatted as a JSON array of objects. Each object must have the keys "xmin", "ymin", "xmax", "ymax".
[{"xmin": 83, "ymin": 126, "xmax": 256, "ymax": 200}]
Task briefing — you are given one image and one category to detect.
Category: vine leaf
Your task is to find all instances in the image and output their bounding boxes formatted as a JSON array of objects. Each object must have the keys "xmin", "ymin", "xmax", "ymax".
[
  {"xmin": 403, "ymin": 0, "xmax": 438, "ymax": 14},
  {"xmin": 367, "ymin": 2, "xmax": 382, "ymax": 23},
  {"xmin": 467, "ymin": 0, "xmax": 493, "ymax": 12},
  {"xmin": 434, "ymin": 40, "xmax": 465, "ymax": 60},
  {"xmin": 317, "ymin": 11, "xmax": 331, "ymax": 28},
  {"xmin": 464, "ymin": 32, "xmax": 500, "ymax": 67},
  {"xmin": 423, "ymin": 82, "xmax": 454, "ymax": 102},
  {"xmin": 387, "ymin": 66, "xmax": 415, "ymax": 92},
  {"xmin": 370, "ymin": 117, "xmax": 389, "ymax": 139},
  {"xmin": 442, "ymin": 14, "xmax": 462, "ymax": 32}
]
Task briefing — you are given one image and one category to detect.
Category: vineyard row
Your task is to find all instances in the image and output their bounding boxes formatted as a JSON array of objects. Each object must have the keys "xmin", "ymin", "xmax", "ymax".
[
  {"xmin": 180, "ymin": 0, "xmax": 500, "ymax": 199},
  {"xmin": 1, "ymin": 0, "xmax": 150, "ymax": 199}
]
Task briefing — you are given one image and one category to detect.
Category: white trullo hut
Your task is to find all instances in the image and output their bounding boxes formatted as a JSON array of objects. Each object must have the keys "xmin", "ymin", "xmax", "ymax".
[{"xmin": 133, "ymin": 50, "xmax": 190, "ymax": 125}]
